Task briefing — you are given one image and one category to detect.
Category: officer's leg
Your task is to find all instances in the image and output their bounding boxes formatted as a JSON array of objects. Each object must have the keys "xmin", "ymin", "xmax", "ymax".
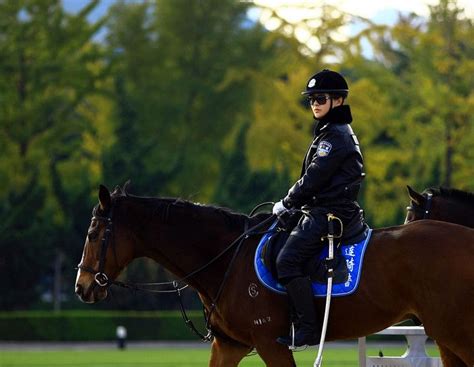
[{"xmin": 275, "ymin": 213, "xmax": 327, "ymax": 347}]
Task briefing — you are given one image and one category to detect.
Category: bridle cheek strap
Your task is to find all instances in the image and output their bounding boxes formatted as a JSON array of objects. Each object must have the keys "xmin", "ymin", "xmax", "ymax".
[
  {"xmin": 423, "ymin": 192, "xmax": 433, "ymax": 219},
  {"xmin": 77, "ymin": 209, "xmax": 114, "ymax": 288}
]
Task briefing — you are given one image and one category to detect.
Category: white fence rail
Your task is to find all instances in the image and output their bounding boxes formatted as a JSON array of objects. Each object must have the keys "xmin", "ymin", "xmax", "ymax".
[{"xmin": 358, "ymin": 326, "xmax": 443, "ymax": 367}]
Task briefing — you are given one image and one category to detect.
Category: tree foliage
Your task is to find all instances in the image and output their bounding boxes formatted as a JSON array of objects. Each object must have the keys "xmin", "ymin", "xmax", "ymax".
[
  {"xmin": 0, "ymin": 0, "xmax": 472, "ymax": 309},
  {"xmin": 0, "ymin": 0, "xmax": 111, "ymax": 308},
  {"xmin": 344, "ymin": 0, "xmax": 473, "ymax": 225}
]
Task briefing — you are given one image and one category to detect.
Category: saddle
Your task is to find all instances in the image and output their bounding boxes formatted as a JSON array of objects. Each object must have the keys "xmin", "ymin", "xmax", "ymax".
[{"xmin": 261, "ymin": 213, "xmax": 369, "ymax": 285}]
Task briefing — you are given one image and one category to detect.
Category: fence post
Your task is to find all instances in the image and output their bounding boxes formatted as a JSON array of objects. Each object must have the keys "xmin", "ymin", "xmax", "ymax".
[{"xmin": 358, "ymin": 337, "xmax": 367, "ymax": 367}]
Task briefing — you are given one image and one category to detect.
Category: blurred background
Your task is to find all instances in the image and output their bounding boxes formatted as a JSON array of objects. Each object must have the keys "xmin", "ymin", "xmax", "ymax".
[{"xmin": 0, "ymin": 0, "xmax": 472, "ymax": 346}]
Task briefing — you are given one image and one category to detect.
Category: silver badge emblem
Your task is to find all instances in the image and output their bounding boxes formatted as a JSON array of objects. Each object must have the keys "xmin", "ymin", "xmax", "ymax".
[
  {"xmin": 308, "ymin": 78, "xmax": 316, "ymax": 88},
  {"xmin": 316, "ymin": 141, "xmax": 332, "ymax": 157}
]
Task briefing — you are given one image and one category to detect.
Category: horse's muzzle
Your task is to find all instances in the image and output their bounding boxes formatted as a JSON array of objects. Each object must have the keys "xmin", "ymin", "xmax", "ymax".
[{"xmin": 75, "ymin": 282, "xmax": 107, "ymax": 304}]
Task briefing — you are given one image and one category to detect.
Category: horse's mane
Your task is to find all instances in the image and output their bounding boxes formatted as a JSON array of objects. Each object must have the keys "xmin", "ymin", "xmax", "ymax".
[
  {"xmin": 425, "ymin": 186, "xmax": 474, "ymax": 207},
  {"xmin": 110, "ymin": 182, "xmax": 270, "ymax": 229}
]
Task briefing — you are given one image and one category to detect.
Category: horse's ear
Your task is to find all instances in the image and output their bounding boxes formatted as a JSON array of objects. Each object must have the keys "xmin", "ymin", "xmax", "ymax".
[
  {"xmin": 112, "ymin": 185, "xmax": 123, "ymax": 196},
  {"xmin": 123, "ymin": 180, "xmax": 132, "ymax": 195},
  {"xmin": 407, "ymin": 185, "xmax": 425, "ymax": 205},
  {"xmin": 99, "ymin": 184, "xmax": 112, "ymax": 211}
]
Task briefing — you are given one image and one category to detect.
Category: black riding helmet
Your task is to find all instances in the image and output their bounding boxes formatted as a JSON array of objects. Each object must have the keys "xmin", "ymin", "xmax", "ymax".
[{"xmin": 301, "ymin": 69, "xmax": 349, "ymax": 97}]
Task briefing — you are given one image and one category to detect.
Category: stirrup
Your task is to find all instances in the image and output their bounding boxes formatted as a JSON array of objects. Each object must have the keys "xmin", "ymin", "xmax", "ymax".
[
  {"xmin": 289, "ymin": 322, "xmax": 296, "ymax": 350},
  {"xmin": 277, "ymin": 323, "xmax": 302, "ymax": 350},
  {"xmin": 288, "ymin": 323, "xmax": 311, "ymax": 350}
]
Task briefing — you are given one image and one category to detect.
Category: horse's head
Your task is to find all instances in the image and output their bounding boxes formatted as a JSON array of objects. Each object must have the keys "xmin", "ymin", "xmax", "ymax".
[
  {"xmin": 405, "ymin": 185, "xmax": 434, "ymax": 223},
  {"xmin": 405, "ymin": 185, "xmax": 432, "ymax": 223},
  {"xmin": 406, "ymin": 185, "xmax": 474, "ymax": 228},
  {"xmin": 75, "ymin": 184, "xmax": 134, "ymax": 303}
]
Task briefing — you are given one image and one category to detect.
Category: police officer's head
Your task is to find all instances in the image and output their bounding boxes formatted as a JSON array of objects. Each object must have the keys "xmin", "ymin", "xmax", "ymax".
[{"xmin": 302, "ymin": 69, "xmax": 349, "ymax": 119}]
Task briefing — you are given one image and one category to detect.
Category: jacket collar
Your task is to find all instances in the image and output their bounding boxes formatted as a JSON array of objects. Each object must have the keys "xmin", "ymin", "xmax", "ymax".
[{"xmin": 313, "ymin": 105, "xmax": 353, "ymax": 136}]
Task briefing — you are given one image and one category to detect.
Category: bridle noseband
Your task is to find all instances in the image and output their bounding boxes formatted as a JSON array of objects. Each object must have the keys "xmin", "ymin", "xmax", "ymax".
[
  {"xmin": 407, "ymin": 191, "xmax": 433, "ymax": 220},
  {"xmin": 77, "ymin": 207, "xmax": 114, "ymax": 288}
]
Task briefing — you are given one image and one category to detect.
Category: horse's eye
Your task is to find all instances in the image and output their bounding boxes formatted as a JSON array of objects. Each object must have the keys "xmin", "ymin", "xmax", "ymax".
[{"xmin": 88, "ymin": 230, "xmax": 99, "ymax": 242}]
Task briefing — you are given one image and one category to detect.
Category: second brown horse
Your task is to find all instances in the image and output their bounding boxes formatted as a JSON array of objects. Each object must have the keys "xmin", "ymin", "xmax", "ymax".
[{"xmin": 406, "ymin": 185, "xmax": 474, "ymax": 227}]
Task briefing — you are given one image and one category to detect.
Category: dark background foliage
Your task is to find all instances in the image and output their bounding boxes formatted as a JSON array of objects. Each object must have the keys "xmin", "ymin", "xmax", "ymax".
[{"xmin": 0, "ymin": 0, "xmax": 472, "ymax": 311}]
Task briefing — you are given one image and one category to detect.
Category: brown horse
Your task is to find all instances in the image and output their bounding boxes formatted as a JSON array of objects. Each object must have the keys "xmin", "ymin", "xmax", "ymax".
[
  {"xmin": 406, "ymin": 185, "xmax": 474, "ymax": 227},
  {"xmin": 75, "ymin": 185, "xmax": 474, "ymax": 367},
  {"xmin": 405, "ymin": 185, "xmax": 474, "ymax": 366}
]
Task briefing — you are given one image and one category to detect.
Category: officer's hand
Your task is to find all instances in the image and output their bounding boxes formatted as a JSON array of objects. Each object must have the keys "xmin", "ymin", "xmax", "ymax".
[{"xmin": 272, "ymin": 200, "xmax": 288, "ymax": 216}]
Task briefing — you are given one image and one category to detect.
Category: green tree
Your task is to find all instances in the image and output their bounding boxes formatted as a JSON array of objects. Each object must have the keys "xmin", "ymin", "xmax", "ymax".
[
  {"xmin": 342, "ymin": 0, "xmax": 473, "ymax": 226},
  {"xmin": 246, "ymin": 3, "xmax": 354, "ymax": 181},
  {"xmin": 214, "ymin": 123, "xmax": 290, "ymax": 213},
  {"xmin": 0, "ymin": 0, "xmax": 111, "ymax": 309},
  {"xmin": 104, "ymin": 0, "xmax": 267, "ymax": 201}
]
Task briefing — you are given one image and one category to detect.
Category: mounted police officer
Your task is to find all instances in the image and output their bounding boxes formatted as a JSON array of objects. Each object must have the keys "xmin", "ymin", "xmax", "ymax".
[{"xmin": 274, "ymin": 69, "xmax": 367, "ymax": 347}]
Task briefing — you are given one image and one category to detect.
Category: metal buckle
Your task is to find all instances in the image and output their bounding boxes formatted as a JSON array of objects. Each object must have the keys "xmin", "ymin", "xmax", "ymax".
[{"xmin": 94, "ymin": 272, "xmax": 109, "ymax": 287}]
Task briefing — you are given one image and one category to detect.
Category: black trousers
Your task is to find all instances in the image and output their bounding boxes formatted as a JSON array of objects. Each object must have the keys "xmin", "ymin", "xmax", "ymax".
[{"xmin": 276, "ymin": 203, "xmax": 361, "ymax": 283}]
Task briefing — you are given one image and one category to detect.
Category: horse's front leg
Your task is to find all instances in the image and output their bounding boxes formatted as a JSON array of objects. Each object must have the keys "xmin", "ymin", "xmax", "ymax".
[{"xmin": 209, "ymin": 337, "xmax": 252, "ymax": 367}]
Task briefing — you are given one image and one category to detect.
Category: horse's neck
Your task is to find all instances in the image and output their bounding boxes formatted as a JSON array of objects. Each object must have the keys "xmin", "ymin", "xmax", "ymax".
[
  {"xmin": 439, "ymin": 198, "xmax": 474, "ymax": 227},
  {"xmin": 124, "ymin": 199, "xmax": 247, "ymax": 296}
]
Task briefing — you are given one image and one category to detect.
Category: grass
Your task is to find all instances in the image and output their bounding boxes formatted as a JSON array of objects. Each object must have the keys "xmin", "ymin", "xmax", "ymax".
[{"xmin": 0, "ymin": 344, "xmax": 441, "ymax": 366}]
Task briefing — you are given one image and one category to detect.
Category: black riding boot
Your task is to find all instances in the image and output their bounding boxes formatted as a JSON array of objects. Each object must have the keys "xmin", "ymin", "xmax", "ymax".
[{"xmin": 277, "ymin": 277, "xmax": 320, "ymax": 347}]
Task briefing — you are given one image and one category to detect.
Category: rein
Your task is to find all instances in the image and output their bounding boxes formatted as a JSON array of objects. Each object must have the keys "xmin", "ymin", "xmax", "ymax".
[{"xmin": 77, "ymin": 202, "xmax": 276, "ymax": 342}]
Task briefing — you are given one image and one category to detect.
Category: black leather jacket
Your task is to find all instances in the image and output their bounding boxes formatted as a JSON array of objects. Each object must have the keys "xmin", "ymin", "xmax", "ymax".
[{"xmin": 283, "ymin": 105, "xmax": 364, "ymax": 209}]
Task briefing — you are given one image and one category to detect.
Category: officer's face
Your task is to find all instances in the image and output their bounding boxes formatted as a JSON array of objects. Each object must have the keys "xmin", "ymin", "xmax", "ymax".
[{"xmin": 309, "ymin": 94, "xmax": 343, "ymax": 119}]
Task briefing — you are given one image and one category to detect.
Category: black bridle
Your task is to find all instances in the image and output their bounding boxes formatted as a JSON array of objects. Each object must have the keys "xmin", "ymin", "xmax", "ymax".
[
  {"xmin": 77, "ymin": 206, "xmax": 115, "ymax": 287},
  {"xmin": 407, "ymin": 191, "xmax": 433, "ymax": 220},
  {"xmin": 77, "ymin": 201, "xmax": 276, "ymax": 342}
]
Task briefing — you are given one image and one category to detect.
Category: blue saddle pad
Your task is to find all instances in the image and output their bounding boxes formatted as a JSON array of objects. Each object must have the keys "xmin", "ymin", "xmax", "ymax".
[{"xmin": 254, "ymin": 221, "xmax": 373, "ymax": 297}]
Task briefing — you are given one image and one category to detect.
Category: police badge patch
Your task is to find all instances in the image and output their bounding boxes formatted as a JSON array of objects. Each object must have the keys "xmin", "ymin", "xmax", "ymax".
[{"xmin": 316, "ymin": 141, "xmax": 332, "ymax": 157}]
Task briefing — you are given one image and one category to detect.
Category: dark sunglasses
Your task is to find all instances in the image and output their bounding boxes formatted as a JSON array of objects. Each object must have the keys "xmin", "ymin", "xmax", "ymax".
[{"xmin": 308, "ymin": 95, "xmax": 330, "ymax": 106}]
